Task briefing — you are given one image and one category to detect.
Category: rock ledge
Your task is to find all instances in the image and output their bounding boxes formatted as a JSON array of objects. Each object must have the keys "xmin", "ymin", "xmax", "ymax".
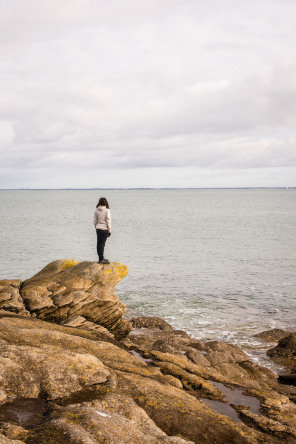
[{"xmin": 0, "ymin": 260, "xmax": 295, "ymax": 443}]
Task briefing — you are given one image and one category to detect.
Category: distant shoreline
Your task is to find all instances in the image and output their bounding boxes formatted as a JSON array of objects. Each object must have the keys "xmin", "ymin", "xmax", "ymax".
[{"xmin": 0, "ymin": 187, "xmax": 295, "ymax": 191}]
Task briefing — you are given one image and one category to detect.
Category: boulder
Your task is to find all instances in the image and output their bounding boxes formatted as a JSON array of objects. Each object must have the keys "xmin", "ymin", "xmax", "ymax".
[
  {"xmin": 204, "ymin": 340, "xmax": 250, "ymax": 363},
  {"xmin": 254, "ymin": 329, "xmax": 293, "ymax": 343},
  {"xmin": 267, "ymin": 334, "xmax": 296, "ymax": 359},
  {"xmin": 115, "ymin": 371, "xmax": 264, "ymax": 444},
  {"xmin": 0, "ymin": 316, "xmax": 112, "ymax": 401},
  {"xmin": 238, "ymin": 409, "xmax": 296, "ymax": 442},
  {"xmin": 20, "ymin": 259, "xmax": 132, "ymax": 339},
  {"xmin": 0, "ymin": 341, "xmax": 110, "ymax": 400},
  {"xmin": 267, "ymin": 334, "xmax": 296, "ymax": 372},
  {"xmin": 245, "ymin": 388, "xmax": 296, "ymax": 441},
  {"xmin": 0, "ymin": 280, "xmax": 29, "ymax": 316},
  {"xmin": 131, "ymin": 316, "xmax": 174, "ymax": 330},
  {"xmin": 128, "ymin": 322, "xmax": 203, "ymax": 356},
  {"xmin": 60, "ymin": 315, "xmax": 114, "ymax": 338},
  {"xmin": 185, "ymin": 349, "xmax": 211, "ymax": 367},
  {"xmin": 0, "ymin": 315, "xmax": 157, "ymax": 389},
  {"xmin": 26, "ymin": 397, "xmax": 192, "ymax": 444},
  {"xmin": 128, "ymin": 318, "xmax": 276, "ymax": 390}
]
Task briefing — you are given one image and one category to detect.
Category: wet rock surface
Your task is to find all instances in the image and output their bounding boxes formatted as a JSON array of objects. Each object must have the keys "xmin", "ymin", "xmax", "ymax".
[
  {"xmin": 0, "ymin": 399, "xmax": 51, "ymax": 430},
  {"xmin": 265, "ymin": 333, "xmax": 296, "ymax": 388},
  {"xmin": 267, "ymin": 334, "xmax": 296, "ymax": 363},
  {"xmin": 131, "ymin": 316, "xmax": 174, "ymax": 330},
  {"xmin": 254, "ymin": 329, "xmax": 293, "ymax": 343},
  {"xmin": 0, "ymin": 260, "xmax": 295, "ymax": 443}
]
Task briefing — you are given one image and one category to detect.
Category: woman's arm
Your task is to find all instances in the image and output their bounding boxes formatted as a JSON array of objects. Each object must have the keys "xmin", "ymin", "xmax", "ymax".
[
  {"xmin": 106, "ymin": 209, "xmax": 111, "ymax": 232},
  {"xmin": 94, "ymin": 210, "xmax": 98, "ymax": 227}
]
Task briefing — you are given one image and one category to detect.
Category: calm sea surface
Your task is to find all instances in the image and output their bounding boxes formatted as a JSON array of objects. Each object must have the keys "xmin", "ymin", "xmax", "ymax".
[{"xmin": 1, "ymin": 189, "xmax": 295, "ymax": 363}]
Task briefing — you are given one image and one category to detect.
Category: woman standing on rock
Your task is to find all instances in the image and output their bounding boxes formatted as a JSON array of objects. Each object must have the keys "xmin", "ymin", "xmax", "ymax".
[{"xmin": 94, "ymin": 197, "xmax": 111, "ymax": 264}]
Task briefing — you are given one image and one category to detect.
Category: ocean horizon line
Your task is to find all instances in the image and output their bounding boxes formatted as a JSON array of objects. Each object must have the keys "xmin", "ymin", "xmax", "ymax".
[{"xmin": 0, "ymin": 186, "xmax": 295, "ymax": 191}]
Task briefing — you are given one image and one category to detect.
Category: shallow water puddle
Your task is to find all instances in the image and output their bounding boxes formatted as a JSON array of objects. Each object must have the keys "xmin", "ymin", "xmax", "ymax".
[
  {"xmin": 202, "ymin": 398, "xmax": 241, "ymax": 421},
  {"xmin": 129, "ymin": 349, "xmax": 262, "ymax": 424},
  {"xmin": 202, "ymin": 381, "xmax": 260, "ymax": 422},
  {"xmin": 129, "ymin": 349, "xmax": 154, "ymax": 364},
  {"xmin": 0, "ymin": 398, "xmax": 50, "ymax": 429}
]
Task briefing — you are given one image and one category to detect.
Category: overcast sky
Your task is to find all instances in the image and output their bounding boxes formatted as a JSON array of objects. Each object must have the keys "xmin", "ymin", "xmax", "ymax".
[{"xmin": 0, "ymin": 0, "xmax": 295, "ymax": 188}]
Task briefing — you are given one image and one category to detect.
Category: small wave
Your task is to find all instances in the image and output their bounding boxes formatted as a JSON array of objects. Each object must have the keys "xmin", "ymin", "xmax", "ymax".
[{"xmin": 266, "ymin": 308, "xmax": 280, "ymax": 313}]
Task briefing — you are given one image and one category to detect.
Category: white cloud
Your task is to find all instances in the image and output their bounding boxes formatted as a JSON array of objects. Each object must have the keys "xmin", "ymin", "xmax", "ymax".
[
  {"xmin": 0, "ymin": 0, "xmax": 295, "ymax": 187},
  {"xmin": 0, "ymin": 121, "xmax": 15, "ymax": 145}
]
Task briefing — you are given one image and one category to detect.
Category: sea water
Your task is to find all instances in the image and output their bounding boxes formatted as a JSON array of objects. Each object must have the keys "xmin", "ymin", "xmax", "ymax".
[{"xmin": 1, "ymin": 189, "xmax": 295, "ymax": 360}]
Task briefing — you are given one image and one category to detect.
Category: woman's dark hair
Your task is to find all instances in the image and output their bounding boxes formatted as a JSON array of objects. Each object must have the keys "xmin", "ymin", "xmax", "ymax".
[{"xmin": 96, "ymin": 197, "xmax": 109, "ymax": 209}]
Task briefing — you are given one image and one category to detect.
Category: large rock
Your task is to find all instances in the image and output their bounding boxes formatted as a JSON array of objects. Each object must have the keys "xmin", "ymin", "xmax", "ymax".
[
  {"xmin": 267, "ymin": 334, "xmax": 296, "ymax": 359},
  {"xmin": 131, "ymin": 316, "xmax": 174, "ymax": 330},
  {"xmin": 115, "ymin": 371, "xmax": 263, "ymax": 444},
  {"xmin": 20, "ymin": 259, "xmax": 132, "ymax": 339},
  {"xmin": 128, "ymin": 319, "xmax": 276, "ymax": 390},
  {"xmin": 267, "ymin": 334, "xmax": 296, "ymax": 372},
  {"xmin": 1, "ymin": 266, "xmax": 296, "ymax": 443},
  {"xmin": 254, "ymin": 329, "xmax": 293, "ymax": 343},
  {"xmin": 25, "ymin": 397, "xmax": 192, "ymax": 444},
  {"xmin": 125, "ymin": 318, "xmax": 296, "ymax": 442},
  {"xmin": 0, "ymin": 313, "xmax": 259, "ymax": 444},
  {"xmin": 0, "ymin": 316, "xmax": 110, "ymax": 401},
  {"xmin": 0, "ymin": 342, "xmax": 110, "ymax": 400},
  {"xmin": 0, "ymin": 280, "xmax": 29, "ymax": 316},
  {"xmin": 1, "ymin": 311, "xmax": 295, "ymax": 443}
]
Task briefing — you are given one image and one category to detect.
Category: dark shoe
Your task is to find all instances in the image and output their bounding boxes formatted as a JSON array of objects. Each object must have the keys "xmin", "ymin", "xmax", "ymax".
[{"xmin": 99, "ymin": 259, "xmax": 110, "ymax": 264}]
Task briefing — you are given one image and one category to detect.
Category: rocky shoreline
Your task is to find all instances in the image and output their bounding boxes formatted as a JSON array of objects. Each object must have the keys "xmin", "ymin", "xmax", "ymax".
[{"xmin": 0, "ymin": 260, "xmax": 295, "ymax": 443}]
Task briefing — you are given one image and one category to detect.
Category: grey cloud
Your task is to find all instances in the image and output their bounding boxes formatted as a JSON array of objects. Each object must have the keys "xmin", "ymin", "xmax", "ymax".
[{"xmin": 0, "ymin": 0, "xmax": 296, "ymax": 186}]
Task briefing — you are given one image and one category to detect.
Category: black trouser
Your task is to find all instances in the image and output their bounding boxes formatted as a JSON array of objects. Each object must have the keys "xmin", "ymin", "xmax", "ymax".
[{"xmin": 96, "ymin": 229, "xmax": 108, "ymax": 261}]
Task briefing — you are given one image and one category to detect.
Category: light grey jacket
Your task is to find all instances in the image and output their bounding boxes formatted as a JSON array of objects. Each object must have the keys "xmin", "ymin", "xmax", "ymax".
[{"xmin": 94, "ymin": 206, "xmax": 111, "ymax": 232}]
